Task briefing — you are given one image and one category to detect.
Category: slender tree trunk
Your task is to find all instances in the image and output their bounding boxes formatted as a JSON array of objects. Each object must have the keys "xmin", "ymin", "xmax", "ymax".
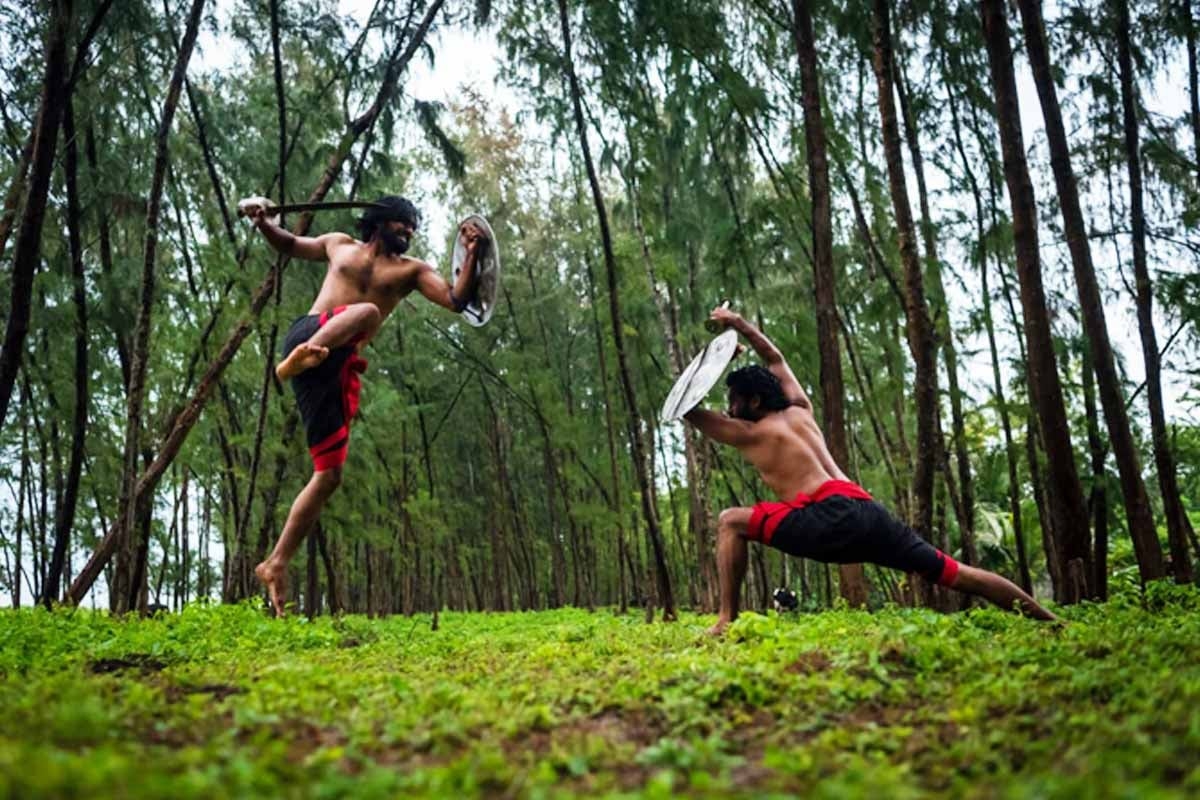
[
  {"xmin": 893, "ymin": 51, "xmax": 977, "ymax": 565},
  {"xmin": 14, "ymin": 426, "xmax": 29, "ymax": 607},
  {"xmin": 179, "ymin": 468, "xmax": 190, "ymax": 608},
  {"xmin": 557, "ymin": 0, "xmax": 675, "ymax": 620},
  {"xmin": 793, "ymin": 0, "xmax": 869, "ymax": 606},
  {"xmin": 1116, "ymin": 0, "xmax": 1195, "ymax": 583},
  {"xmin": 0, "ymin": 0, "xmax": 73, "ymax": 429},
  {"xmin": 236, "ymin": 0, "xmax": 290, "ymax": 580},
  {"xmin": 1080, "ymin": 337, "xmax": 1110, "ymax": 600},
  {"xmin": 982, "ymin": 0, "xmax": 1092, "ymax": 602},
  {"xmin": 44, "ymin": 100, "xmax": 89, "ymax": 608},
  {"xmin": 1016, "ymin": 0, "xmax": 1166, "ymax": 584},
  {"xmin": 944, "ymin": 46, "xmax": 1032, "ymax": 591},
  {"xmin": 871, "ymin": 0, "xmax": 939, "ymax": 551},
  {"xmin": 0, "ymin": 135, "xmax": 33, "ymax": 261},
  {"xmin": 108, "ymin": 0, "xmax": 207, "ymax": 613},
  {"xmin": 1185, "ymin": 0, "xmax": 1200, "ymax": 188}
]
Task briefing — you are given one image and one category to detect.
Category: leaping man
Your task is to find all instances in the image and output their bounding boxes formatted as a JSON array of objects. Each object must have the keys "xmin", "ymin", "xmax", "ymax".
[{"xmin": 240, "ymin": 195, "xmax": 488, "ymax": 615}]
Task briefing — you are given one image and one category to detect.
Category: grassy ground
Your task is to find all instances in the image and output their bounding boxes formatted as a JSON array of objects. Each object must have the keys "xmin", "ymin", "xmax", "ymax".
[{"xmin": 2, "ymin": 584, "xmax": 1199, "ymax": 799}]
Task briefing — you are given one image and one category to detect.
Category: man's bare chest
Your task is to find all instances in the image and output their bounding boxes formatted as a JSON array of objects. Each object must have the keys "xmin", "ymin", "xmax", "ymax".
[{"xmin": 329, "ymin": 256, "xmax": 413, "ymax": 295}]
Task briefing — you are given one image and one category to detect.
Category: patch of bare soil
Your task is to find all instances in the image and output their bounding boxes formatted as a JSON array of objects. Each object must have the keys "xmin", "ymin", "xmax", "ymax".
[
  {"xmin": 89, "ymin": 654, "xmax": 168, "ymax": 674},
  {"xmin": 786, "ymin": 650, "xmax": 832, "ymax": 675},
  {"xmin": 163, "ymin": 682, "xmax": 245, "ymax": 702}
]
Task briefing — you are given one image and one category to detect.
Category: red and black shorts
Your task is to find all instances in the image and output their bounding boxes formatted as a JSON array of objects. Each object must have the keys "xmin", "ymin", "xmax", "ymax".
[
  {"xmin": 281, "ymin": 306, "xmax": 368, "ymax": 472},
  {"xmin": 747, "ymin": 480, "xmax": 959, "ymax": 586}
]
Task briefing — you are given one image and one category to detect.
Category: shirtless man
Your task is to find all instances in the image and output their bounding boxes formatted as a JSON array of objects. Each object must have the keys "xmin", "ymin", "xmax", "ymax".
[
  {"xmin": 687, "ymin": 305, "xmax": 1056, "ymax": 635},
  {"xmin": 242, "ymin": 195, "xmax": 487, "ymax": 615}
]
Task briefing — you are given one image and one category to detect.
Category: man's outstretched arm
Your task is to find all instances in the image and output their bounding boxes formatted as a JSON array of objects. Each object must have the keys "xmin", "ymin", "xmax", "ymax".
[
  {"xmin": 708, "ymin": 305, "xmax": 810, "ymax": 408},
  {"xmin": 249, "ymin": 205, "xmax": 349, "ymax": 261}
]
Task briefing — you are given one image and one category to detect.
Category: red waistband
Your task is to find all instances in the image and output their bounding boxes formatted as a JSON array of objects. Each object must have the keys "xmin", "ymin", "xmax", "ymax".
[
  {"xmin": 748, "ymin": 480, "xmax": 873, "ymax": 544},
  {"xmin": 792, "ymin": 479, "xmax": 873, "ymax": 506}
]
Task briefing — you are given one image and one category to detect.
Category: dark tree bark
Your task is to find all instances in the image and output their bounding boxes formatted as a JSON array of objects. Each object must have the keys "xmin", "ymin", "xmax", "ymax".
[
  {"xmin": 557, "ymin": 0, "xmax": 675, "ymax": 620},
  {"xmin": 1080, "ymin": 337, "xmax": 1110, "ymax": 600},
  {"xmin": 981, "ymin": 0, "xmax": 1093, "ymax": 601},
  {"xmin": 960, "ymin": 98, "xmax": 1036, "ymax": 593},
  {"xmin": 871, "ymin": 0, "xmax": 939, "ymax": 546},
  {"xmin": 44, "ymin": 100, "xmax": 89, "ymax": 608},
  {"xmin": 793, "ymin": 0, "xmax": 869, "ymax": 606},
  {"xmin": 892, "ymin": 50, "xmax": 977, "ymax": 566},
  {"xmin": 109, "ymin": 0, "xmax": 208, "ymax": 613},
  {"xmin": 1115, "ymin": 0, "xmax": 1195, "ymax": 584},
  {"xmin": 0, "ymin": 135, "xmax": 33, "ymax": 261},
  {"xmin": 0, "ymin": 0, "xmax": 74, "ymax": 430},
  {"xmin": 1186, "ymin": 0, "xmax": 1200, "ymax": 188},
  {"xmin": 1016, "ymin": 0, "xmax": 1166, "ymax": 585},
  {"xmin": 234, "ymin": 0, "xmax": 291, "ymax": 584}
]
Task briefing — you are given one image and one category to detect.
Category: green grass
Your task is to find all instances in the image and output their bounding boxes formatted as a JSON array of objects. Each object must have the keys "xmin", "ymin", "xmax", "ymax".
[{"xmin": 2, "ymin": 583, "xmax": 1199, "ymax": 798}]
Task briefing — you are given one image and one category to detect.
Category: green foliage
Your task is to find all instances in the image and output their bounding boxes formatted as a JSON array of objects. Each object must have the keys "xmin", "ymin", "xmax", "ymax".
[{"xmin": 3, "ymin": 592, "xmax": 1200, "ymax": 797}]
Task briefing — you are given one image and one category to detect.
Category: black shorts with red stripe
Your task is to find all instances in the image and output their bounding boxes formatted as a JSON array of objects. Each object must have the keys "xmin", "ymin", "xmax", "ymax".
[
  {"xmin": 282, "ymin": 307, "xmax": 368, "ymax": 472},
  {"xmin": 747, "ymin": 481, "xmax": 959, "ymax": 586}
]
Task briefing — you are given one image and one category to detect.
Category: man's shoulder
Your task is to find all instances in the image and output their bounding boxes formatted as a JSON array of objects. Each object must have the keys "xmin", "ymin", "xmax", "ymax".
[
  {"xmin": 387, "ymin": 255, "xmax": 435, "ymax": 272},
  {"xmin": 322, "ymin": 232, "xmax": 357, "ymax": 248}
]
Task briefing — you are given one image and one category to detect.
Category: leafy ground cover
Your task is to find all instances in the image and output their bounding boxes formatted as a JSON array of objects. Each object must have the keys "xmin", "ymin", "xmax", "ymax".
[{"xmin": 2, "ymin": 584, "xmax": 1199, "ymax": 799}]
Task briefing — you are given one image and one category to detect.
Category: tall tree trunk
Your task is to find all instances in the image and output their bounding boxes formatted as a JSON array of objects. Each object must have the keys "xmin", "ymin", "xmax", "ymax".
[
  {"xmin": 893, "ymin": 50, "xmax": 977, "ymax": 565},
  {"xmin": 793, "ymin": 0, "xmax": 869, "ymax": 607},
  {"xmin": 626, "ymin": 167, "xmax": 716, "ymax": 612},
  {"xmin": 871, "ymin": 0, "xmax": 939, "ymax": 550},
  {"xmin": 44, "ymin": 99, "xmax": 89, "ymax": 608},
  {"xmin": 0, "ymin": 0, "xmax": 73, "ymax": 429},
  {"xmin": 1080, "ymin": 337, "xmax": 1110, "ymax": 600},
  {"xmin": 557, "ymin": 0, "xmax": 675, "ymax": 620},
  {"xmin": 1016, "ymin": 0, "xmax": 1166, "ymax": 584},
  {"xmin": 235, "ymin": 0, "xmax": 290, "ymax": 580},
  {"xmin": 0, "ymin": 135, "xmax": 33, "ymax": 261},
  {"xmin": 981, "ymin": 0, "xmax": 1093, "ymax": 602},
  {"xmin": 110, "ymin": 0, "xmax": 208, "ymax": 613},
  {"xmin": 1115, "ymin": 0, "xmax": 1195, "ymax": 584},
  {"xmin": 1185, "ymin": 0, "xmax": 1200, "ymax": 188},
  {"xmin": 961, "ymin": 102, "xmax": 1036, "ymax": 593}
]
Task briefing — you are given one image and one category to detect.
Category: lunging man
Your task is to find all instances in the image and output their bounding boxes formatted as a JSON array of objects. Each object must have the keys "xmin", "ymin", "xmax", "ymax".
[{"xmin": 686, "ymin": 305, "xmax": 1056, "ymax": 635}]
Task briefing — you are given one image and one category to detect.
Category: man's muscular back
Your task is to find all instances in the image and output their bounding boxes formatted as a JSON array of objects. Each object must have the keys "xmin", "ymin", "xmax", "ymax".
[{"xmin": 735, "ymin": 404, "xmax": 849, "ymax": 500}]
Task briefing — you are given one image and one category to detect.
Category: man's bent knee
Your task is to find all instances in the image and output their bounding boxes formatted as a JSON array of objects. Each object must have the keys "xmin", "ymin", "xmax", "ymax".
[
  {"xmin": 717, "ymin": 507, "xmax": 751, "ymax": 538},
  {"xmin": 352, "ymin": 302, "xmax": 382, "ymax": 327}
]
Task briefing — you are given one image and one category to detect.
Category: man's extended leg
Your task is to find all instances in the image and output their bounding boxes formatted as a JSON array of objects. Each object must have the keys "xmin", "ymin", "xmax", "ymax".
[
  {"xmin": 709, "ymin": 507, "xmax": 753, "ymax": 636},
  {"xmin": 277, "ymin": 303, "xmax": 382, "ymax": 381},
  {"xmin": 255, "ymin": 466, "xmax": 343, "ymax": 615},
  {"xmin": 948, "ymin": 563, "xmax": 1057, "ymax": 621}
]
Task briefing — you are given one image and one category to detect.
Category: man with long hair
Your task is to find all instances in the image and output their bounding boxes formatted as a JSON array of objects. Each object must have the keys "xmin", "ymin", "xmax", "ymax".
[
  {"xmin": 687, "ymin": 305, "xmax": 1056, "ymax": 634},
  {"xmin": 241, "ymin": 195, "xmax": 487, "ymax": 615}
]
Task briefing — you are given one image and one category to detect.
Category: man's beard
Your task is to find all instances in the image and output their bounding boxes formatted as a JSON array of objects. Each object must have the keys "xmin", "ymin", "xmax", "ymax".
[{"xmin": 379, "ymin": 227, "xmax": 410, "ymax": 255}]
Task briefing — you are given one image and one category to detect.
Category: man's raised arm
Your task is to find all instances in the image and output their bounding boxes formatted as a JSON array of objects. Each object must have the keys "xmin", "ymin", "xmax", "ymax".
[
  {"xmin": 246, "ymin": 203, "xmax": 347, "ymax": 261},
  {"xmin": 708, "ymin": 305, "xmax": 810, "ymax": 408},
  {"xmin": 416, "ymin": 219, "xmax": 487, "ymax": 312},
  {"xmin": 683, "ymin": 407, "xmax": 753, "ymax": 446}
]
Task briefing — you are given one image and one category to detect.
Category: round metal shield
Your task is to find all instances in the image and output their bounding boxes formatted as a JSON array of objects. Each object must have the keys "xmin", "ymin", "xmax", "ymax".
[
  {"xmin": 450, "ymin": 214, "xmax": 501, "ymax": 327},
  {"xmin": 660, "ymin": 329, "xmax": 740, "ymax": 422}
]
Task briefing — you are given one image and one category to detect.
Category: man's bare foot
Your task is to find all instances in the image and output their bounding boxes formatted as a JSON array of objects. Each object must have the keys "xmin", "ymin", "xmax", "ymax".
[
  {"xmin": 276, "ymin": 342, "xmax": 329, "ymax": 381},
  {"xmin": 706, "ymin": 617, "xmax": 733, "ymax": 637},
  {"xmin": 255, "ymin": 560, "xmax": 288, "ymax": 617}
]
